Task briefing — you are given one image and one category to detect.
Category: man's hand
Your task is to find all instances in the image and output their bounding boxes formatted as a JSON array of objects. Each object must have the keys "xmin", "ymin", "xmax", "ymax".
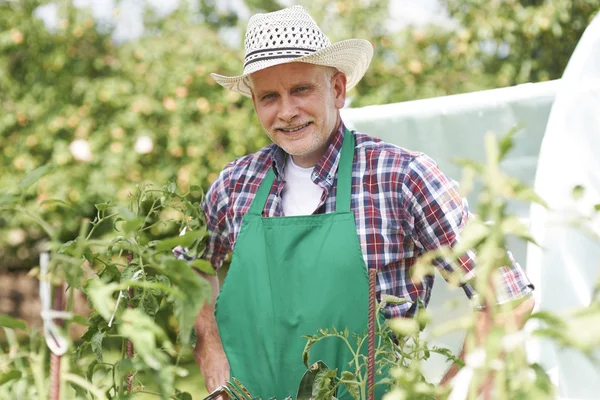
[{"xmin": 195, "ymin": 272, "xmax": 230, "ymax": 397}]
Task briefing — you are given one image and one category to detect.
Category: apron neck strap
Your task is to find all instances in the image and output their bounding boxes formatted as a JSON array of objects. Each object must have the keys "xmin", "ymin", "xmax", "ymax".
[
  {"xmin": 336, "ymin": 127, "xmax": 354, "ymax": 213},
  {"xmin": 249, "ymin": 127, "xmax": 355, "ymax": 215},
  {"xmin": 249, "ymin": 168, "xmax": 276, "ymax": 215}
]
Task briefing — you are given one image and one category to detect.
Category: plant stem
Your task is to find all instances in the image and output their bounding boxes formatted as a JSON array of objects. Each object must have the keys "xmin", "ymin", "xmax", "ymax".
[{"xmin": 85, "ymin": 212, "xmax": 118, "ymax": 240}]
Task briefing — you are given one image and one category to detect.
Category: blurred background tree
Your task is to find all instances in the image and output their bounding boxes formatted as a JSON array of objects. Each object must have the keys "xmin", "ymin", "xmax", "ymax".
[{"xmin": 1, "ymin": 0, "xmax": 599, "ymax": 269}]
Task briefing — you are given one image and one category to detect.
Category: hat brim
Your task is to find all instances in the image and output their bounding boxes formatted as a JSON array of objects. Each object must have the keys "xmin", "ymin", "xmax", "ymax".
[{"xmin": 211, "ymin": 38, "xmax": 373, "ymax": 98}]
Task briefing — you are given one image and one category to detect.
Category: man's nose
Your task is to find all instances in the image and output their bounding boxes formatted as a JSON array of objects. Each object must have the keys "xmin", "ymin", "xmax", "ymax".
[{"xmin": 278, "ymin": 95, "xmax": 298, "ymax": 122}]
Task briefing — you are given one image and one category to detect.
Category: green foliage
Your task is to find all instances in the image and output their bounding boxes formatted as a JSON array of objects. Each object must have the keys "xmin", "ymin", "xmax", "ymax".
[
  {"xmin": 0, "ymin": 173, "xmax": 209, "ymax": 399},
  {"xmin": 0, "ymin": 0, "xmax": 268, "ymax": 268}
]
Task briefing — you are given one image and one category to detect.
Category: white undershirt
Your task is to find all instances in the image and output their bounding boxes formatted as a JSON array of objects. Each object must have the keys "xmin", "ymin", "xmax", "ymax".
[{"xmin": 282, "ymin": 156, "xmax": 324, "ymax": 216}]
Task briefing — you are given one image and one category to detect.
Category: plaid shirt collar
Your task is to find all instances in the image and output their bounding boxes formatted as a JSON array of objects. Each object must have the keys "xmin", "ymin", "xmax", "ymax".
[{"xmin": 271, "ymin": 122, "xmax": 346, "ymax": 190}]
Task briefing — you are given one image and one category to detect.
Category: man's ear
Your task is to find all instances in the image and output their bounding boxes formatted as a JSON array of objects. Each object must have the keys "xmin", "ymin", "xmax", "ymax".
[{"xmin": 332, "ymin": 71, "xmax": 347, "ymax": 109}]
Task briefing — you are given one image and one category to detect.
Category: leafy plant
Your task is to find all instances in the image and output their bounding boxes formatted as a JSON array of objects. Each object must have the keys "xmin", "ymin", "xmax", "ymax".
[
  {"xmin": 301, "ymin": 296, "xmax": 455, "ymax": 400},
  {"xmin": 0, "ymin": 165, "xmax": 212, "ymax": 399},
  {"xmin": 299, "ymin": 129, "xmax": 600, "ymax": 399}
]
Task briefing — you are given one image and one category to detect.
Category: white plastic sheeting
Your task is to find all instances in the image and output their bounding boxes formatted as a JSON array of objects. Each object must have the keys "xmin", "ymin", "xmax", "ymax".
[{"xmin": 526, "ymin": 12, "xmax": 600, "ymax": 400}]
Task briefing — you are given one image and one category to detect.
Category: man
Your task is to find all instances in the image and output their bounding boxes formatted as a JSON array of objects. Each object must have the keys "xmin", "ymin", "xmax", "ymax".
[{"xmin": 183, "ymin": 5, "xmax": 535, "ymax": 399}]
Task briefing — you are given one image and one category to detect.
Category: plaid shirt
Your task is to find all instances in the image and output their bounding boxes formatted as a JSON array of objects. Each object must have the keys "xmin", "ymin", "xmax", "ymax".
[{"xmin": 179, "ymin": 122, "xmax": 533, "ymax": 318}]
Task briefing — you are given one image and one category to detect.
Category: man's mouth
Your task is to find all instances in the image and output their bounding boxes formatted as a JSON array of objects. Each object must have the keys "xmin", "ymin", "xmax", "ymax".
[{"xmin": 277, "ymin": 122, "xmax": 311, "ymax": 133}]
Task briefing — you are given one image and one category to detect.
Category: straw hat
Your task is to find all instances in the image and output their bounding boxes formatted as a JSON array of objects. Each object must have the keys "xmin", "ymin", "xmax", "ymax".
[{"xmin": 211, "ymin": 5, "xmax": 373, "ymax": 98}]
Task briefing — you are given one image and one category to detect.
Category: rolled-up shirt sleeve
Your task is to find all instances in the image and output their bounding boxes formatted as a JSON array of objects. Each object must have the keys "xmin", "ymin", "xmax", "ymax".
[{"xmin": 403, "ymin": 154, "xmax": 533, "ymax": 305}]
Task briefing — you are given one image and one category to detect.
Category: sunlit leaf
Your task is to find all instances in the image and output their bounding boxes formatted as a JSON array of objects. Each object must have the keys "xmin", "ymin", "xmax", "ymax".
[{"xmin": 387, "ymin": 318, "xmax": 419, "ymax": 336}]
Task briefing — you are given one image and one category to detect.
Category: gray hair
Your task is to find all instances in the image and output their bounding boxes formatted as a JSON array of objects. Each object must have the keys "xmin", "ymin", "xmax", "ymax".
[{"xmin": 246, "ymin": 64, "xmax": 339, "ymax": 94}]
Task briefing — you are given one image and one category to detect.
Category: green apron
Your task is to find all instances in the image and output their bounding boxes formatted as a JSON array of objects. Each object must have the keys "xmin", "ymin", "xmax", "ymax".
[{"xmin": 215, "ymin": 129, "xmax": 387, "ymax": 399}]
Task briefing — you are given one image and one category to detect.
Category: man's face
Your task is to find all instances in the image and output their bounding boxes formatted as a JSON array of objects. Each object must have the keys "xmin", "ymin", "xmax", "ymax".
[{"xmin": 250, "ymin": 62, "xmax": 346, "ymax": 168}]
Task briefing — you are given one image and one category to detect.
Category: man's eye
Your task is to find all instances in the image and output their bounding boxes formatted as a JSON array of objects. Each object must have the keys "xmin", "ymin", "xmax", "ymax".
[
  {"xmin": 262, "ymin": 93, "xmax": 276, "ymax": 101},
  {"xmin": 295, "ymin": 86, "xmax": 309, "ymax": 93}
]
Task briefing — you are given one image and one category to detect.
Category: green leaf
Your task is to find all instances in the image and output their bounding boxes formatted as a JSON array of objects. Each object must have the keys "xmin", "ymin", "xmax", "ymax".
[
  {"xmin": 302, "ymin": 337, "xmax": 313, "ymax": 369},
  {"xmin": 162, "ymin": 259, "xmax": 211, "ymax": 345},
  {"xmin": 190, "ymin": 259, "xmax": 215, "ymax": 275},
  {"xmin": 0, "ymin": 190, "xmax": 19, "ymax": 206},
  {"xmin": 501, "ymin": 216, "xmax": 538, "ymax": 244},
  {"xmin": 118, "ymin": 309, "xmax": 171, "ymax": 370},
  {"xmin": 0, "ymin": 370, "xmax": 22, "ymax": 386},
  {"xmin": 513, "ymin": 184, "xmax": 548, "ymax": 208},
  {"xmin": 527, "ymin": 311, "xmax": 566, "ymax": 328},
  {"xmin": 86, "ymin": 280, "xmax": 119, "ymax": 321},
  {"xmin": 312, "ymin": 367, "xmax": 338, "ymax": 400},
  {"xmin": 0, "ymin": 315, "xmax": 27, "ymax": 330},
  {"xmin": 117, "ymin": 206, "xmax": 137, "ymax": 221},
  {"xmin": 154, "ymin": 228, "xmax": 207, "ymax": 252},
  {"xmin": 18, "ymin": 164, "xmax": 55, "ymax": 189},
  {"xmin": 341, "ymin": 371, "xmax": 360, "ymax": 400},
  {"xmin": 40, "ymin": 199, "xmax": 72, "ymax": 209},
  {"xmin": 141, "ymin": 294, "xmax": 160, "ymax": 318},
  {"xmin": 454, "ymin": 158, "xmax": 484, "ymax": 173},
  {"xmin": 72, "ymin": 314, "xmax": 90, "ymax": 326},
  {"xmin": 498, "ymin": 126, "xmax": 518, "ymax": 160},
  {"xmin": 174, "ymin": 390, "xmax": 193, "ymax": 400},
  {"xmin": 531, "ymin": 363, "xmax": 555, "ymax": 394},
  {"xmin": 95, "ymin": 201, "xmax": 115, "ymax": 212},
  {"xmin": 167, "ymin": 181, "xmax": 177, "ymax": 194},
  {"xmin": 381, "ymin": 294, "xmax": 412, "ymax": 305},
  {"xmin": 91, "ymin": 331, "xmax": 104, "ymax": 361},
  {"xmin": 387, "ymin": 318, "xmax": 419, "ymax": 336},
  {"xmin": 572, "ymin": 185, "xmax": 585, "ymax": 200},
  {"xmin": 122, "ymin": 216, "xmax": 145, "ymax": 234},
  {"xmin": 297, "ymin": 361, "xmax": 333, "ymax": 400}
]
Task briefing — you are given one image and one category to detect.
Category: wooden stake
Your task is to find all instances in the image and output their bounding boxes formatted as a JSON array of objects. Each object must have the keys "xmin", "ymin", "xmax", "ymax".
[{"xmin": 368, "ymin": 268, "xmax": 376, "ymax": 400}]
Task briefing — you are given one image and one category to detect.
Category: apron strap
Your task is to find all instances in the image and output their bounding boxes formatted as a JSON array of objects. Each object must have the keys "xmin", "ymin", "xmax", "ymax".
[
  {"xmin": 336, "ymin": 128, "xmax": 355, "ymax": 213},
  {"xmin": 248, "ymin": 168, "xmax": 276, "ymax": 216},
  {"xmin": 248, "ymin": 127, "xmax": 355, "ymax": 216}
]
